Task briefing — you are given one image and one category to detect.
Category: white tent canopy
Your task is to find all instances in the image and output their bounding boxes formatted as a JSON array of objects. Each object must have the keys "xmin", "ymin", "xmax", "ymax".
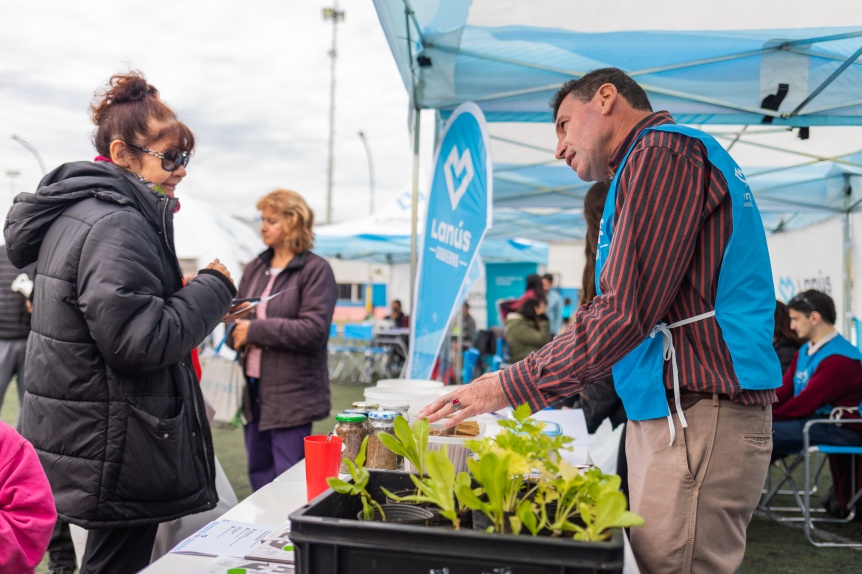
[{"xmin": 315, "ymin": 191, "xmax": 548, "ymax": 264}]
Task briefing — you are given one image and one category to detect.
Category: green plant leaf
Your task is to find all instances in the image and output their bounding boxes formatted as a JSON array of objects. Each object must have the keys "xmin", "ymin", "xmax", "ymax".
[
  {"xmin": 355, "ymin": 436, "xmax": 368, "ymax": 468},
  {"xmin": 326, "ymin": 477, "xmax": 353, "ymax": 494},
  {"xmin": 517, "ymin": 499, "xmax": 540, "ymax": 536}
]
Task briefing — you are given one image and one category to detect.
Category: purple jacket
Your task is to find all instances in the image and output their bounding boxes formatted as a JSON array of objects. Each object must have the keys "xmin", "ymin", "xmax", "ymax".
[{"xmin": 231, "ymin": 249, "xmax": 338, "ymax": 431}]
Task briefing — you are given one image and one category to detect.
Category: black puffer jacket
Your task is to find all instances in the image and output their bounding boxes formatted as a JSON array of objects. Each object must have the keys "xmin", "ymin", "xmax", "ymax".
[{"xmin": 4, "ymin": 161, "xmax": 235, "ymax": 528}]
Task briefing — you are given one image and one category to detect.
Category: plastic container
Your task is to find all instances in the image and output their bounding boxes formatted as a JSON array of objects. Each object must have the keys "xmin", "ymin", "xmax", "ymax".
[
  {"xmin": 363, "ymin": 386, "xmax": 438, "ymax": 410},
  {"xmin": 375, "ymin": 379, "xmax": 445, "ymax": 390},
  {"xmin": 289, "ymin": 470, "xmax": 624, "ymax": 574}
]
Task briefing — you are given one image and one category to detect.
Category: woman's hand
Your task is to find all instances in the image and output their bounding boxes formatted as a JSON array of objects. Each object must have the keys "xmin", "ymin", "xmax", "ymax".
[
  {"xmin": 205, "ymin": 258, "xmax": 234, "ymax": 286},
  {"xmin": 232, "ymin": 319, "xmax": 251, "ymax": 349}
]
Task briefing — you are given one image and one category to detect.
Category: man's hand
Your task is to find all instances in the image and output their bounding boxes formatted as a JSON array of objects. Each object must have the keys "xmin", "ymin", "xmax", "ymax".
[
  {"xmin": 232, "ymin": 319, "xmax": 251, "ymax": 349},
  {"xmin": 416, "ymin": 371, "xmax": 510, "ymax": 427},
  {"xmin": 205, "ymin": 258, "xmax": 234, "ymax": 286}
]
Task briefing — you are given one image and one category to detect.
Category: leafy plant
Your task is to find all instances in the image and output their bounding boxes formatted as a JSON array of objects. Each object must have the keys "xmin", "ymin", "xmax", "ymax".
[
  {"xmin": 327, "ymin": 436, "xmax": 386, "ymax": 521},
  {"xmin": 382, "ymin": 445, "xmax": 471, "ymax": 530},
  {"xmin": 458, "ymin": 404, "xmax": 642, "ymax": 541},
  {"xmin": 376, "ymin": 415, "xmax": 429, "ymax": 475}
]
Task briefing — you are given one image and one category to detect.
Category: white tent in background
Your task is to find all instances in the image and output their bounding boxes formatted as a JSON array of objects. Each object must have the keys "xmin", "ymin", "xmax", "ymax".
[
  {"xmin": 173, "ymin": 195, "xmax": 263, "ymax": 280},
  {"xmin": 315, "ymin": 191, "xmax": 549, "ymax": 265}
]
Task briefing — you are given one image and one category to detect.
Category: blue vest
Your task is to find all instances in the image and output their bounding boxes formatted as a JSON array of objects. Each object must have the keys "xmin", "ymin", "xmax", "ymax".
[
  {"xmin": 794, "ymin": 333, "xmax": 862, "ymax": 415},
  {"xmin": 595, "ymin": 125, "xmax": 782, "ymax": 421}
]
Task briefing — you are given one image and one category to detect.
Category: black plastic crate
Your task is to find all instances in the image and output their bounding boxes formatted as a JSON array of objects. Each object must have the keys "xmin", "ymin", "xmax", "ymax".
[{"xmin": 289, "ymin": 470, "xmax": 624, "ymax": 574}]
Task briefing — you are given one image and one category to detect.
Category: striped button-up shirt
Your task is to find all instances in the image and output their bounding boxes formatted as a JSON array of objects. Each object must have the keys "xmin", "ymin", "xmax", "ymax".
[{"xmin": 501, "ymin": 111, "xmax": 776, "ymax": 411}]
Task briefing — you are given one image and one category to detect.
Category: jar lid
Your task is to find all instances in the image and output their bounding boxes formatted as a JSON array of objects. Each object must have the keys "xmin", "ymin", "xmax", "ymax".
[
  {"xmin": 368, "ymin": 410, "xmax": 400, "ymax": 421},
  {"xmin": 343, "ymin": 408, "xmax": 371, "ymax": 415},
  {"xmin": 352, "ymin": 401, "xmax": 379, "ymax": 409},
  {"xmin": 336, "ymin": 413, "xmax": 367, "ymax": 423},
  {"xmin": 379, "ymin": 403, "xmax": 410, "ymax": 411}
]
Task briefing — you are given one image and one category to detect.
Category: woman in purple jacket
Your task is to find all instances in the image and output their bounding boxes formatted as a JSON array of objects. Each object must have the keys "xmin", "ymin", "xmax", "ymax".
[{"xmin": 229, "ymin": 189, "xmax": 338, "ymax": 491}]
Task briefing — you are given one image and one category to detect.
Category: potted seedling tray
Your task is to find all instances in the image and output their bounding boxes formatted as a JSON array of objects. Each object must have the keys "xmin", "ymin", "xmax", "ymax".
[{"xmin": 288, "ymin": 470, "xmax": 624, "ymax": 574}]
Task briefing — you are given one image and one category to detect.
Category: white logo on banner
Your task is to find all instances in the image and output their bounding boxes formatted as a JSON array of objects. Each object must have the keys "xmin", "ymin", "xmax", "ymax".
[{"xmin": 444, "ymin": 145, "xmax": 474, "ymax": 211}]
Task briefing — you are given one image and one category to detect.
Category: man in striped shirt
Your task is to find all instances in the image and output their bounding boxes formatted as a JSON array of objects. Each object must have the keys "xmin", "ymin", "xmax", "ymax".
[{"xmin": 421, "ymin": 68, "xmax": 781, "ymax": 573}]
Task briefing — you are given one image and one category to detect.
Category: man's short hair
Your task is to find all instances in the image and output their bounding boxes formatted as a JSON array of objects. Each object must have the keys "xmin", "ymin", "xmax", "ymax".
[
  {"xmin": 550, "ymin": 67, "xmax": 653, "ymax": 120},
  {"xmin": 787, "ymin": 289, "xmax": 837, "ymax": 325},
  {"xmin": 542, "ymin": 273, "xmax": 554, "ymax": 284}
]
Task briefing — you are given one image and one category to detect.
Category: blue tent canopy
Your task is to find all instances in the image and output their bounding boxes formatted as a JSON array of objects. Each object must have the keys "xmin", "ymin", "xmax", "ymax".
[
  {"xmin": 373, "ymin": 1, "xmax": 862, "ymax": 239},
  {"xmin": 374, "ymin": 1, "xmax": 862, "ymax": 126}
]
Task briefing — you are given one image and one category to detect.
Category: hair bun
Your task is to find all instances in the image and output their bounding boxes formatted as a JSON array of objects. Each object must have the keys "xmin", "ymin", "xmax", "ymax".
[{"xmin": 106, "ymin": 72, "xmax": 159, "ymax": 104}]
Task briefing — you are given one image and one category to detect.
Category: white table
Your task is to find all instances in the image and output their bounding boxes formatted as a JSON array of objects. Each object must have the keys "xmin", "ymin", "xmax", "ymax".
[{"xmin": 142, "ymin": 464, "xmax": 309, "ymax": 573}]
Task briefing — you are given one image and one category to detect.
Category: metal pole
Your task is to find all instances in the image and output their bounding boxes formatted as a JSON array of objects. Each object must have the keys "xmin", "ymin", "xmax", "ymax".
[
  {"xmin": 843, "ymin": 175, "xmax": 854, "ymax": 336},
  {"xmin": 409, "ymin": 107, "xmax": 421, "ymax": 317},
  {"xmin": 358, "ymin": 131, "xmax": 375, "ymax": 215},
  {"xmin": 323, "ymin": 2, "xmax": 344, "ymax": 224},
  {"xmin": 11, "ymin": 135, "xmax": 47, "ymax": 176}
]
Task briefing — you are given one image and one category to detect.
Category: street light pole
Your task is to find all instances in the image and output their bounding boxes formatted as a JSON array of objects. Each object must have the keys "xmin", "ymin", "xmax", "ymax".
[
  {"xmin": 358, "ymin": 131, "xmax": 375, "ymax": 215},
  {"xmin": 11, "ymin": 134, "xmax": 47, "ymax": 176},
  {"xmin": 323, "ymin": 2, "xmax": 345, "ymax": 224}
]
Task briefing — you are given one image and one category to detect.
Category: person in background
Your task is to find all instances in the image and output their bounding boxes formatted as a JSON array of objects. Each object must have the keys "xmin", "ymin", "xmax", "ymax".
[
  {"xmin": 386, "ymin": 299, "xmax": 409, "ymax": 328},
  {"xmin": 504, "ymin": 297, "xmax": 550, "ymax": 363},
  {"xmin": 0, "ymin": 421, "xmax": 56, "ymax": 574},
  {"xmin": 499, "ymin": 273, "xmax": 545, "ymax": 322},
  {"xmin": 461, "ymin": 301, "xmax": 477, "ymax": 344},
  {"xmin": 571, "ymin": 181, "xmax": 627, "ymax": 495},
  {"xmin": 4, "ymin": 71, "xmax": 238, "ymax": 573},
  {"xmin": 773, "ymin": 299, "xmax": 804, "ymax": 374},
  {"xmin": 0, "ymin": 245, "xmax": 34, "ymax": 428},
  {"xmin": 230, "ymin": 189, "xmax": 338, "ymax": 491},
  {"xmin": 771, "ymin": 290, "xmax": 862, "ymax": 461},
  {"xmin": 542, "ymin": 273, "xmax": 563, "ymax": 337}
]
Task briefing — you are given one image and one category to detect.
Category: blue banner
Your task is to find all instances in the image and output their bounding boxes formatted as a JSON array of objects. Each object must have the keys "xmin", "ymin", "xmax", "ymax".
[{"xmin": 408, "ymin": 102, "xmax": 492, "ymax": 379}]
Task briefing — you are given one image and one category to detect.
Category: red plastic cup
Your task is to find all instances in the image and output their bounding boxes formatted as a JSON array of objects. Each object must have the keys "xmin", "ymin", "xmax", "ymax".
[{"xmin": 304, "ymin": 435, "xmax": 343, "ymax": 501}]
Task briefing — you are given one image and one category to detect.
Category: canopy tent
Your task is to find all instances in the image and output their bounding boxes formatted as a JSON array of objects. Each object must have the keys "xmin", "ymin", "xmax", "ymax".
[
  {"xmin": 371, "ymin": 0, "xmax": 862, "ymax": 332},
  {"xmin": 315, "ymin": 192, "xmax": 548, "ymax": 264},
  {"xmin": 375, "ymin": 0, "xmax": 862, "ymax": 126}
]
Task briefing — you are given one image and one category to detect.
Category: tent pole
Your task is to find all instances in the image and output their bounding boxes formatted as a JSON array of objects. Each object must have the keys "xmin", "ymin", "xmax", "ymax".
[
  {"xmin": 844, "ymin": 180, "xmax": 854, "ymax": 337},
  {"xmin": 409, "ymin": 106, "xmax": 421, "ymax": 316}
]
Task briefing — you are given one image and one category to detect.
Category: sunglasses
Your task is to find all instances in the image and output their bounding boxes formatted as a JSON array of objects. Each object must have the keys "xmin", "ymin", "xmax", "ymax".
[{"xmin": 126, "ymin": 142, "xmax": 191, "ymax": 172}]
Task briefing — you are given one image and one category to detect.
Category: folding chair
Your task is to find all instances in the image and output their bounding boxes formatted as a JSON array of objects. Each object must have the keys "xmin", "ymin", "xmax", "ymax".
[
  {"xmin": 327, "ymin": 324, "xmax": 351, "ymax": 380},
  {"xmin": 802, "ymin": 407, "xmax": 862, "ymax": 546},
  {"xmin": 760, "ymin": 450, "xmax": 829, "ymax": 522},
  {"xmin": 341, "ymin": 324, "xmax": 388, "ymax": 384}
]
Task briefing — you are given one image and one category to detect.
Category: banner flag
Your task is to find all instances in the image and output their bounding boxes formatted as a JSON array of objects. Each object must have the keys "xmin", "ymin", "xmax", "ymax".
[{"xmin": 407, "ymin": 102, "xmax": 492, "ymax": 379}]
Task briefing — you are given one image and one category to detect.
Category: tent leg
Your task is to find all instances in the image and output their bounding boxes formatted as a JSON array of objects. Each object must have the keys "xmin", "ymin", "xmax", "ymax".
[
  {"xmin": 409, "ymin": 106, "xmax": 421, "ymax": 318},
  {"xmin": 843, "ymin": 210, "xmax": 853, "ymax": 337}
]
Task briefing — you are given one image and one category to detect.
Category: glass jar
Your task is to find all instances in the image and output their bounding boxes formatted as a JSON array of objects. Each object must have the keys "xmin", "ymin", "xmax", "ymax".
[
  {"xmin": 378, "ymin": 403, "xmax": 410, "ymax": 420},
  {"xmin": 334, "ymin": 413, "xmax": 368, "ymax": 473},
  {"xmin": 366, "ymin": 410, "xmax": 400, "ymax": 470}
]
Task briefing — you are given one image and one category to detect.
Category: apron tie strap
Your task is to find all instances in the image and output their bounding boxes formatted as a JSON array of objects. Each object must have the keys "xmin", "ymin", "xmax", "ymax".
[{"xmin": 650, "ymin": 310, "xmax": 716, "ymax": 446}]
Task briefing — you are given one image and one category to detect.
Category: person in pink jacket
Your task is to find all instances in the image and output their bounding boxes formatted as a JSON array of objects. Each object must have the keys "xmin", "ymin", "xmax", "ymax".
[{"xmin": 0, "ymin": 420, "xmax": 56, "ymax": 573}]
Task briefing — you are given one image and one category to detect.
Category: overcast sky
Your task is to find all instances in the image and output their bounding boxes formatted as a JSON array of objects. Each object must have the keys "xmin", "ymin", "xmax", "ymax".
[{"xmin": 0, "ymin": 0, "xmax": 436, "ymax": 223}]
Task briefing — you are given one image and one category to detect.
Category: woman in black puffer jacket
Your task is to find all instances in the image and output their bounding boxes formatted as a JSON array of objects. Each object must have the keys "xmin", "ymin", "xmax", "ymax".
[{"xmin": 4, "ymin": 72, "xmax": 238, "ymax": 574}]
